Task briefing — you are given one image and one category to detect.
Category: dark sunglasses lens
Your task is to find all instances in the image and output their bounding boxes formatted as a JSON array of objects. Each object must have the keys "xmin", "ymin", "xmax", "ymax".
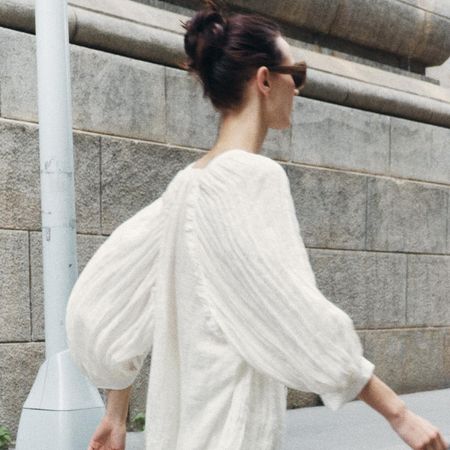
[{"xmin": 292, "ymin": 73, "xmax": 304, "ymax": 89}]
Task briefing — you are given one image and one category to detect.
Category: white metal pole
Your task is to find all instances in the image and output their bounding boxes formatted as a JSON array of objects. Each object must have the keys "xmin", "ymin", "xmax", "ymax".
[
  {"xmin": 15, "ymin": 1, "xmax": 105, "ymax": 448},
  {"xmin": 37, "ymin": 0, "xmax": 76, "ymax": 362}
]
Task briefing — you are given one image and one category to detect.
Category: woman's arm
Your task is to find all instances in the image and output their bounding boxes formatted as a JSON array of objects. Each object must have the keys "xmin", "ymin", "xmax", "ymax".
[
  {"xmin": 86, "ymin": 386, "xmax": 132, "ymax": 449},
  {"xmin": 357, "ymin": 374, "xmax": 406, "ymax": 421},
  {"xmin": 105, "ymin": 385, "xmax": 132, "ymax": 424},
  {"xmin": 357, "ymin": 374, "xmax": 449, "ymax": 450}
]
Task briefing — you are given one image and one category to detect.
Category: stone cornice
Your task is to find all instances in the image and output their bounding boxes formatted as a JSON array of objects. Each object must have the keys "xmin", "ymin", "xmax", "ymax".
[
  {"xmin": 1, "ymin": 0, "xmax": 450, "ymax": 127},
  {"xmin": 188, "ymin": 0, "xmax": 450, "ymax": 67}
]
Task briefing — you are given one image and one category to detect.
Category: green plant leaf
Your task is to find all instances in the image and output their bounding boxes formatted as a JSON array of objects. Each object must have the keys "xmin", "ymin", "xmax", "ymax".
[
  {"xmin": 0, "ymin": 424, "xmax": 12, "ymax": 447},
  {"xmin": 130, "ymin": 412, "xmax": 145, "ymax": 431}
]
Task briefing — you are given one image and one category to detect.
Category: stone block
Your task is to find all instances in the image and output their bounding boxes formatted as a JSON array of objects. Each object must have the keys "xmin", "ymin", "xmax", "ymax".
[
  {"xmin": 309, "ymin": 249, "xmax": 407, "ymax": 328},
  {"xmin": 390, "ymin": 117, "xmax": 450, "ymax": 184},
  {"xmin": 400, "ymin": 0, "xmax": 450, "ymax": 19},
  {"xmin": 264, "ymin": 127, "xmax": 292, "ymax": 162},
  {"xmin": 406, "ymin": 254, "xmax": 450, "ymax": 327},
  {"xmin": 72, "ymin": 132, "xmax": 102, "ymax": 234},
  {"xmin": 0, "ymin": 120, "xmax": 40, "ymax": 230},
  {"xmin": 0, "ymin": 119, "xmax": 101, "ymax": 233},
  {"xmin": 286, "ymin": 390, "xmax": 320, "ymax": 409},
  {"xmin": 0, "ymin": 342, "xmax": 45, "ymax": 438},
  {"xmin": 30, "ymin": 232, "xmax": 106, "ymax": 340},
  {"xmin": 330, "ymin": 0, "xmax": 423, "ymax": 61},
  {"xmin": 101, "ymin": 138, "xmax": 195, "ymax": 233},
  {"xmin": 165, "ymin": 66, "xmax": 220, "ymax": 150},
  {"xmin": 291, "ymin": 97, "xmax": 390, "ymax": 174},
  {"xmin": 0, "ymin": 230, "xmax": 30, "ymax": 342},
  {"xmin": 70, "ymin": 48, "xmax": 166, "ymax": 141},
  {"xmin": 284, "ymin": 164, "xmax": 367, "ymax": 249},
  {"xmin": 364, "ymin": 328, "xmax": 448, "ymax": 393},
  {"xmin": 448, "ymin": 192, "xmax": 450, "ymax": 253},
  {"xmin": 0, "ymin": 28, "xmax": 38, "ymax": 123},
  {"xmin": 0, "ymin": 27, "xmax": 166, "ymax": 141},
  {"xmin": 366, "ymin": 177, "xmax": 448, "ymax": 253},
  {"xmin": 444, "ymin": 329, "xmax": 450, "ymax": 380}
]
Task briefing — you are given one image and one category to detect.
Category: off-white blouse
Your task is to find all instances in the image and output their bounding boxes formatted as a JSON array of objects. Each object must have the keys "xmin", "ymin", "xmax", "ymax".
[{"xmin": 65, "ymin": 148, "xmax": 375, "ymax": 449}]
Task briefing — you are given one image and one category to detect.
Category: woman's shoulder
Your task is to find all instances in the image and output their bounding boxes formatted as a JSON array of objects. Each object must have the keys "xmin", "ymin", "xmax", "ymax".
[
  {"xmin": 204, "ymin": 148, "xmax": 287, "ymax": 183},
  {"xmin": 197, "ymin": 149, "xmax": 289, "ymax": 205}
]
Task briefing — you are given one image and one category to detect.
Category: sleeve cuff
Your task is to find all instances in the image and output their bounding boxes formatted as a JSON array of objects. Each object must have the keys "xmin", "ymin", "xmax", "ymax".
[
  {"xmin": 68, "ymin": 347, "xmax": 136, "ymax": 390},
  {"xmin": 320, "ymin": 356, "xmax": 375, "ymax": 411}
]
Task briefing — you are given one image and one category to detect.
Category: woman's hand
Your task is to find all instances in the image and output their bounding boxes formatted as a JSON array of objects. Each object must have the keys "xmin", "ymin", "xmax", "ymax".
[
  {"xmin": 86, "ymin": 415, "xmax": 127, "ymax": 450},
  {"xmin": 357, "ymin": 374, "xmax": 448, "ymax": 450},
  {"xmin": 389, "ymin": 407, "xmax": 449, "ymax": 450}
]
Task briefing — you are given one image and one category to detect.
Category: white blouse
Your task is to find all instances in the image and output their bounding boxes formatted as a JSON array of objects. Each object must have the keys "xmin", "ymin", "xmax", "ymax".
[{"xmin": 65, "ymin": 148, "xmax": 375, "ymax": 449}]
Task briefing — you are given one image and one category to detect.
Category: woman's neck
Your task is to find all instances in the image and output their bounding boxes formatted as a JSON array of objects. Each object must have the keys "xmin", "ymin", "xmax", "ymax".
[{"xmin": 210, "ymin": 103, "xmax": 268, "ymax": 155}]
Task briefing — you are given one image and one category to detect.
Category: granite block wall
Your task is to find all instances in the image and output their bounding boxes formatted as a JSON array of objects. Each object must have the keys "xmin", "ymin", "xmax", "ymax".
[{"xmin": 0, "ymin": 25, "xmax": 449, "ymax": 438}]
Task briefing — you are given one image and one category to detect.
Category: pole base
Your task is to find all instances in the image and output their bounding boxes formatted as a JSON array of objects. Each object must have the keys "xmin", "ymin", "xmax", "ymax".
[
  {"xmin": 15, "ymin": 407, "xmax": 105, "ymax": 449},
  {"xmin": 15, "ymin": 349, "xmax": 106, "ymax": 449}
]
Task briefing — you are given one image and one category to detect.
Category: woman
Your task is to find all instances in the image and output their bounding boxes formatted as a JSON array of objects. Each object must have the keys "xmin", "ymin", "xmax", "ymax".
[{"xmin": 65, "ymin": 1, "xmax": 449, "ymax": 449}]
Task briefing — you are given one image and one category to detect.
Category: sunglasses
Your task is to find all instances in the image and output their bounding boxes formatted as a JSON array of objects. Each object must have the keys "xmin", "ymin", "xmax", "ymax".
[{"xmin": 266, "ymin": 61, "xmax": 307, "ymax": 92}]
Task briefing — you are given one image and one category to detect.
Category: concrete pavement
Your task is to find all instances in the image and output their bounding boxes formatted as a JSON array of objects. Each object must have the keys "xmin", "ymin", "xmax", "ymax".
[
  {"xmin": 9, "ymin": 388, "xmax": 450, "ymax": 449},
  {"xmin": 117, "ymin": 387, "xmax": 450, "ymax": 449},
  {"xmin": 282, "ymin": 387, "xmax": 450, "ymax": 450}
]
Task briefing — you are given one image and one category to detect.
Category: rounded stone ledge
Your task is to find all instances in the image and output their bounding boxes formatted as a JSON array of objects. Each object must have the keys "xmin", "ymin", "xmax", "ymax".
[
  {"xmin": 183, "ymin": 0, "xmax": 450, "ymax": 67},
  {"xmin": 296, "ymin": 67, "xmax": 450, "ymax": 128}
]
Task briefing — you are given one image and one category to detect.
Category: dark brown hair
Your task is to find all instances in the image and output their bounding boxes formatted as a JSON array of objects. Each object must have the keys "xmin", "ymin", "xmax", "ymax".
[{"xmin": 179, "ymin": 0, "xmax": 285, "ymax": 113}]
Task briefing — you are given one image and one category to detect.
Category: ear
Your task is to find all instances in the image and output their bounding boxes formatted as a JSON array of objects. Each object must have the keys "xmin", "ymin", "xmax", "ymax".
[{"xmin": 255, "ymin": 66, "xmax": 271, "ymax": 95}]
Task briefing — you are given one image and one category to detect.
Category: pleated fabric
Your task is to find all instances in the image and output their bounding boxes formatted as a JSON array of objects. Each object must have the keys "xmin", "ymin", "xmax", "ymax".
[
  {"xmin": 65, "ymin": 196, "xmax": 164, "ymax": 390},
  {"xmin": 65, "ymin": 148, "xmax": 374, "ymax": 449},
  {"xmin": 194, "ymin": 150, "xmax": 374, "ymax": 412}
]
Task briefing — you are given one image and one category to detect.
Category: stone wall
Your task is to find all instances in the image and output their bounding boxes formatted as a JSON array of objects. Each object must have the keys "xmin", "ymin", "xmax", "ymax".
[{"xmin": 0, "ymin": 3, "xmax": 449, "ymax": 442}]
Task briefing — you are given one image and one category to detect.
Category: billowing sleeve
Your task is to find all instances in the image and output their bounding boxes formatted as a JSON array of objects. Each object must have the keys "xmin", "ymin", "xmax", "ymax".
[
  {"xmin": 195, "ymin": 157, "xmax": 374, "ymax": 411},
  {"xmin": 65, "ymin": 196, "xmax": 164, "ymax": 390}
]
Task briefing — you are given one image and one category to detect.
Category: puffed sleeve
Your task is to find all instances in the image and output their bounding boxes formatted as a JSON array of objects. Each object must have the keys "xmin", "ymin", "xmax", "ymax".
[
  {"xmin": 194, "ymin": 155, "xmax": 374, "ymax": 411},
  {"xmin": 65, "ymin": 196, "xmax": 164, "ymax": 390}
]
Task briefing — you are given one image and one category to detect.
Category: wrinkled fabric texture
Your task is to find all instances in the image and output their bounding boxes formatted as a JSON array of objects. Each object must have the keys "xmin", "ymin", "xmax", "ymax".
[{"xmin": 65, "ymin": 148, "xmax": 375, "ymax": 449}]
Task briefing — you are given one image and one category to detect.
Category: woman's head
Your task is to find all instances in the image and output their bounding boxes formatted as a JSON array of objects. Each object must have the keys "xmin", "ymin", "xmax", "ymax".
[{"xmin": 180, "ymin": 0, "xmax": 306, "ymax": 129}]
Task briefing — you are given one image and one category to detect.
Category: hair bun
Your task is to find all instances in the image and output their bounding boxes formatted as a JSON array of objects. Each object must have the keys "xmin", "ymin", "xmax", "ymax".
[{"xmin": 182, "ymin": 7, "xmax": 229, "ymax": 73}]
